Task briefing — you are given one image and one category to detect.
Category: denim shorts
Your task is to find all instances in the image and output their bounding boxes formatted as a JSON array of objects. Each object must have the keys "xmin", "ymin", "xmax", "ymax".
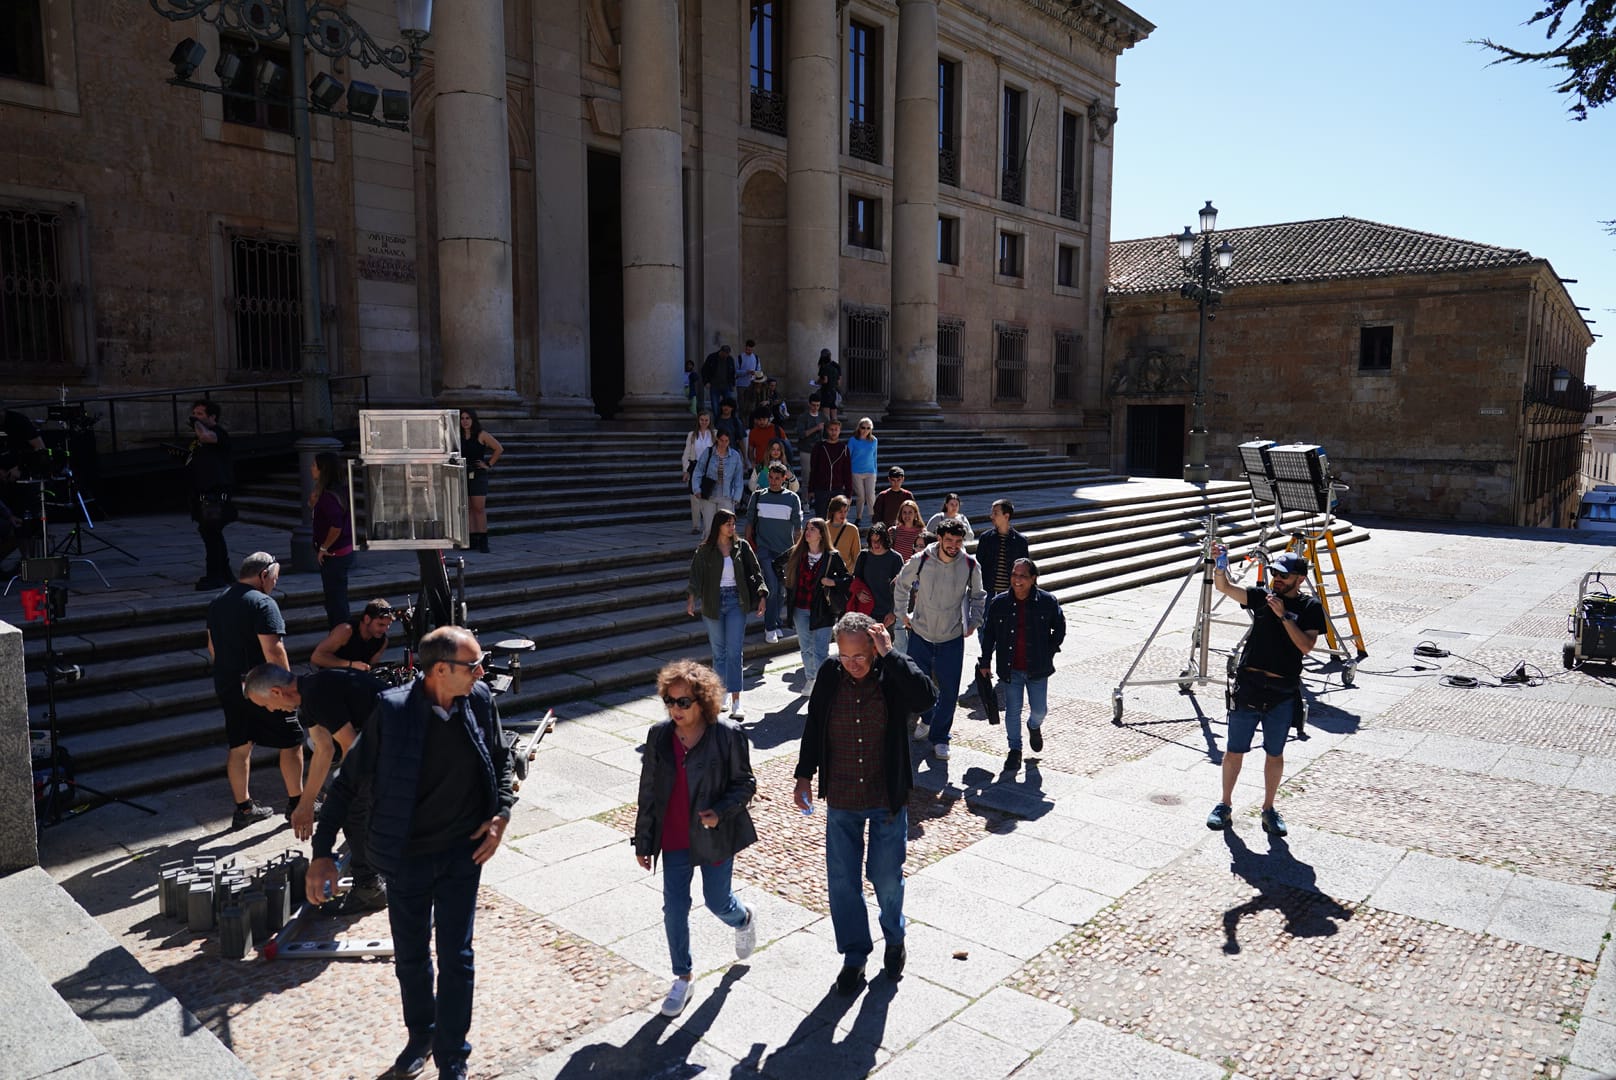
[{"xmin": 1226, "ymin": 696, "xmax": 1294, "ymax": 757}]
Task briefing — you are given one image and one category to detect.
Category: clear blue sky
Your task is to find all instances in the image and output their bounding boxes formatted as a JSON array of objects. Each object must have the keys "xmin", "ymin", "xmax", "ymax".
[{"xmin": 1109, "ymin": 0, "xmax": 1615, "ymax": 391}]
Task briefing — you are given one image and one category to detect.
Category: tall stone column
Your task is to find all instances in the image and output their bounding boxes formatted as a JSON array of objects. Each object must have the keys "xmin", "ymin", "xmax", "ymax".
[
  {"xmin": 786, "ymin": 0, "xmax": 840, "ymax": 401},
  {"xmin": 887, "ymin": 0, "xmax": 941, "ymax": 423},
  {"xmin": 434, "ymin": 0, "xmax": 519, "ymax": 404},
  {"xmin": 617, "ymin": 0, "xmax": 688, "ymax": 419}
]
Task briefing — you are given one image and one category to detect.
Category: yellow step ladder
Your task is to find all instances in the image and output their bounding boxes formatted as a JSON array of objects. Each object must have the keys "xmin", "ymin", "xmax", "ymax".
[{"xmin": 1286, "ymin": 529, "xmax": 1368, "ymax": 660}]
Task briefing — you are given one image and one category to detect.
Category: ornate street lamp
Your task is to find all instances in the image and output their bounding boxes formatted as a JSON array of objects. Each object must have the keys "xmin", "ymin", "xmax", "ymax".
[
  {"xmin": 150, "ymin": 0, "xmax": 431, "ymax": 569},
  {"xmin": 1177, "ymin": 200, "xmax": 1234, "ymax": 485}
]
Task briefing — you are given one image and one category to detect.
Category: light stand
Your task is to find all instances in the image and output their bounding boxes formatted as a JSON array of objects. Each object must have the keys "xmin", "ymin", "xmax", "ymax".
[
  {"xmin": 45, "ymin": 434, "xmax": 137, "ymax": 582},
  {"xmin": 20, "ymin": 557, "xmax": 157, "ymax": 829},
  {"xmin": 1177, "ymin": 201, "xmax": 1235, "ymax": 485}
]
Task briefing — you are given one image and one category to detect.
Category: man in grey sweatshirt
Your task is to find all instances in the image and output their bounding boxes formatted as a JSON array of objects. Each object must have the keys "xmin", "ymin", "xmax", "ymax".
[{"xmin": 891, "ymin": 517, "xmax": 987, "ymax": 760}]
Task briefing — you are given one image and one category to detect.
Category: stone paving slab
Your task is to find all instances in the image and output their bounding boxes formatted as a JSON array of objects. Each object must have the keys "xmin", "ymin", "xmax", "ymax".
[
  {"xmin": 1010, "ymin": 1018, "xmax": 1225, "ymax": 1080},
  {"xmin": 900, "ymin": 876, "xmax": 1070, "ymax": 960},
  {"xmin": 1367, "ymin": 849, "xmax": 1518, "ymax": 934},
  {"xmin": 952, "ymin": 986, "xmax": 1073, "ymax": 1053},
  {"xmin": 866, "ymin": 1019, "xmax": 1028, "ymax": 1080}
]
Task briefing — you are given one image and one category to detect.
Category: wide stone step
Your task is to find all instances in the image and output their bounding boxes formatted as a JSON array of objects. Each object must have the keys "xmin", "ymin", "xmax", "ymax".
[{"xmin": 0, "ymin": 921, "xmax": 133, "ymax": 1080}]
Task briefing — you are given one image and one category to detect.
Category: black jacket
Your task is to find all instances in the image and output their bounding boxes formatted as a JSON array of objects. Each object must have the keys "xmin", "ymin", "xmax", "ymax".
[
  {"xmin": 314, "ymin": 680, "xmax": 514, "ymax": 876},
  {"xmin": 796, "ymin": 650, "xmax": 936, "ymax": 815},
  {"xmin": 979, "ymin": 588, "xmax": 1066, "ymax": 681},
  {"xmin": 974, "ymin": 527, "xmax": 1030, "ymax": 598},
  {"xmin": 777, "ymin": 548, "xmax": 850, "ymax": 630},
  {"xmin": 634, "ymin": 719, "xmax": 758, "ymax": 865}
]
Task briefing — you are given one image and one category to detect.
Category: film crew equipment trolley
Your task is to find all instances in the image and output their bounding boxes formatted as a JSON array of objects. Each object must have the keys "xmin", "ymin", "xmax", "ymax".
[{"xmin": 1564, "ymin": 573, "xmax": 1616, "ymax": 669}]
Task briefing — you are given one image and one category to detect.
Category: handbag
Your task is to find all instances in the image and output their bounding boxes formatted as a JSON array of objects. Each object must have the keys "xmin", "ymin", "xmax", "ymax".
[
  {"xmin": 195, "ymin": 491, "xmax": 237, "ymax": 528},
  {"xmin": 698, "ymin": 449, "xmax": 716, "ymax": 499},
  {"xmin": 846, "ymin": 576, "xmax": 875, "ymax": 615}
]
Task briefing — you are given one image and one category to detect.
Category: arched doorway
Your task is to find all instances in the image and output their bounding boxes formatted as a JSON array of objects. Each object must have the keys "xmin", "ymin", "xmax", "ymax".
[{"xmin": 740, "ymin": 169, "xmax": 786, "ymax": 385}]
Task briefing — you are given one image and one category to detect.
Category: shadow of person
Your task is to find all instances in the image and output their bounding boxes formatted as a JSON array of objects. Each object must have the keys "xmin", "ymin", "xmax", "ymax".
[
  {"xmin": 1219, "ymin": 829, "xmax": 1353, "ymax": 955},
  {"xmin": 954, "ymin": 760, "xmax": 1053, "ymax": 825},
  {"xmin": 744, "ymin": 700, "xmax": 807, "ymax": 751},
  {"xmin": 553, "ymin": 966, "xmax": 747, "ymax": 1080},
  {"xmin": 1298, "ymin": 698, "xmax": 1360, "ymax": 737},
  {"xmin": 735, "ymin": 977, "xmax": 896, "ymax": 1078}
]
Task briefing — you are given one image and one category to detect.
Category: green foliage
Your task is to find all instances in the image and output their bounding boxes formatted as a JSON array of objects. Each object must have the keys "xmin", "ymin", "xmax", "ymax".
[{"xmin": 1475, "ymin": 0, "xmax": 1616, "ymax": 119}]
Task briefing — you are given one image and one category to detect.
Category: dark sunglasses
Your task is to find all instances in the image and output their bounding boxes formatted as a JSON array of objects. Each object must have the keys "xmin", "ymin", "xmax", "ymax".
[{"xmin": 662, "ymin": 695, "xmax": 696, "ymax": 709}]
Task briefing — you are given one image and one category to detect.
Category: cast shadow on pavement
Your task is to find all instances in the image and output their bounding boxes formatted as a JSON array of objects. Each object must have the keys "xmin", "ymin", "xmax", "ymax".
[
  {"xmin": 552, "ymin": 966, "xmax": 747, "ymax": 1080},
  {"xmin": 1218, "ymin": 829, "xmax": 1353, "ymax": 956}
]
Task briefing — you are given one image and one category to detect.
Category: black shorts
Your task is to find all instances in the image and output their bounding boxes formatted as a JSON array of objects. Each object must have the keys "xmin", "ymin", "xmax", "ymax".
[
  {"xmin": 467, "ymin": 469, "xmax": 490, "ymax": 497},
  {"xmin": 221, "ymin": 692, "xmax": 305, "ymax": 750}
]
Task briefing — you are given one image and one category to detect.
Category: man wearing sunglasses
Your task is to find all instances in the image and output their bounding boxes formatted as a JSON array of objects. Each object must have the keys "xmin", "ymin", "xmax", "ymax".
[
  {"xmin": 1206, "ymin": 548, "xmax": 1325, "ymax": 838},
  {"xmin": 308, "ymin": 626, "xmax": 515, "ymax": 1080}
]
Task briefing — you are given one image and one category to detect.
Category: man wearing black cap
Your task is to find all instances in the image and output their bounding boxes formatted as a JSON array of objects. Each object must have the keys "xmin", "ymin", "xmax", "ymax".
[{"xmin": 1205, "ymin": 548, "xmax": 1324, "ymax": 837}]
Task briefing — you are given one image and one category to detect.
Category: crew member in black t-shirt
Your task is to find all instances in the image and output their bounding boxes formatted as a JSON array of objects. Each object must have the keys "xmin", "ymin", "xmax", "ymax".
[
  {"xmin": 246, "ymin": 663, "xmax": 387, "ymax": 911},
  {"xmin": 310, "ymin": 598, "xmax": 395, "ymax": 671},
  {"xmin": 188, "ymin": 400, "xmax": 236, "ymax": 590},
  {"xmin": 206, "ymin": 552, "xmax": 306, "ymax": 830},
  {"xmin": 1205, "ymin": 549, "xmax": 1325, "ymax": 838}
]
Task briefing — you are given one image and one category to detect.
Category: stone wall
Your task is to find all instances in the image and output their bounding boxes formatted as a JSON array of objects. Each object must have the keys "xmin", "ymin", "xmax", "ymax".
[{"xmin": 0, "ymin": 621, "xmax": 38, "ymax": 872}]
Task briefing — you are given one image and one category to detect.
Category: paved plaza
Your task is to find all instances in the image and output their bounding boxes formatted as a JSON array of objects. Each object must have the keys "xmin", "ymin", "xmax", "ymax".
[{"xmin": 23, "ymin": 513, "xmax": 1616, "ymax": 1079}]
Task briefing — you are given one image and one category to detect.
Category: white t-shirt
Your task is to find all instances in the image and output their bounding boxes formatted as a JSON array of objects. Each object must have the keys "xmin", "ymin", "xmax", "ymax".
[
  {"xmin": 735, "ymin": 352, "xmax": 762, "ymax": 388},
  {"xmin": 720, "ymin": 555, "xmax": 736, "ymax": 588}
]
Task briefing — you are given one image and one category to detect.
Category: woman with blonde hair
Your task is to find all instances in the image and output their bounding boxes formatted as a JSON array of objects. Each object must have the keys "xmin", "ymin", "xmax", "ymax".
[
  {"xmin": 750, "ymin": 437, "xmax": 799, "ymax": 494},
  {"xmin": 634, "ymin": 659, "xmax": 758, "ymax": 1018},
  {"xmin": 848, "ymin": 416, "xmax": 879, "ymax": 525},
  {"xmin": 681, "ymin": 410, "xmax": 716, "ymax": 534},
  {"xmin": 686, "ymin": 508, "xmax": 767, "ymax": 718},
  {"xmin": 891, "ymin": 499, "xmax": 924, "ymax": 560}
]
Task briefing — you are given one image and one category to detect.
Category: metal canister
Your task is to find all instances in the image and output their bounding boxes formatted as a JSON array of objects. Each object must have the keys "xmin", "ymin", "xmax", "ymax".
[
  {"xmin": 186, "ymin": 881, "xmax": 216, "ymax": 932},
  {"xmin": 218, "ymin": 904, "xmax": 251, "ymax": 960}
]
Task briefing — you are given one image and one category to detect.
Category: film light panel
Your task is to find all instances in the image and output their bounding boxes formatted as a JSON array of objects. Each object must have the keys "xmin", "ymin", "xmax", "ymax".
[
  {"xmin": 1267, "ymin": 444, "xmax": 1332, "ymax": 514},
  {"xmin": 1237, "ymin": 439, "xmax": 1277, "ymax": 504}
]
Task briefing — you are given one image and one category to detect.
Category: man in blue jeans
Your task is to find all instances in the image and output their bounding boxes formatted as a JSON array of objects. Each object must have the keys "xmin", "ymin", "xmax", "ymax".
[
  {"xmin": 891, "ymin": 517, "xmax": 987, "ymax": 761},
  {"xmin": 977, "ymin": 558, "xmax": 1065, "ymax": 773},
  {"xmin": 794, "ymin": 613, "xmax": 936, "ymax": 996},
  {"xmin": 309, "ymin": 626, "xmax": 514, "ymax": 1080},
  {"xmin": 746, "ymin": 462, "xmax": 802, "ymax": 643},
  {"xmin": 1205, "ymin": 548, "xmax": 1324, "ymax": 838}
]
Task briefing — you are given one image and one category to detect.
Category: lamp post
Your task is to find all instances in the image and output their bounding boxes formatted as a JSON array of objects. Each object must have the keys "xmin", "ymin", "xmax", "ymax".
[
  {"xmin": 151, "ymin": 0, "xmax": 432, "ymax": 570},
  {"xmin": 1176, "ymin": 200, "xmax": 1234, "ymax": 485}
]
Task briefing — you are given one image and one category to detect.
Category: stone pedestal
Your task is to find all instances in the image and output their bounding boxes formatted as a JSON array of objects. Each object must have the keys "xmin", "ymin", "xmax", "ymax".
[
  {"xmin": 0, "ymin": 621, "xmax": 38, "ymax": 871},
  {"xmin": 617, "ymin": 0, "xmax": 689, "ymax": 420},
  {"xmin": 886, "ymin": 0, "xmax": 942, "ymax": 424},
  {"xmin": 434, "ymin": 0, "xmax": 520, "ymax": 404},
  {"xmin": 785, "ymin": 0, "xmax": 840, "ymax": 402}
]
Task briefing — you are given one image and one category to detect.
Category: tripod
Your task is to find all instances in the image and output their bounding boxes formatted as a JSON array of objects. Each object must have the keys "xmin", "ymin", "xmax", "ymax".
[
  {"xmin": 46, "ymin": 434, "xmax": 137, "ymax": 574},
  {"xmin": 21, "ymin": 557, "xmax": 156, "ymax": 828},
  {"xmin": 1110, "ymin": 515, "xmax": 1254, "ymax": 726}
]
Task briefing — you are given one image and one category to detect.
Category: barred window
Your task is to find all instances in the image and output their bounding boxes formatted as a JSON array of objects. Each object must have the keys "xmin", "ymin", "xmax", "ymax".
[
  {"xmin": 0, "ymin": 203, "xmax": 82, "ymax": 369},
  {"xmin": 937, "ymin": 318, "xmax": 964, "ymax": 402},
  {"xmin": 842, "ymin": 304, "xmax": 889, "ymax": 397},
  {"xmin": 1053, "ymin": 330, "xmax": 1080, "ymax": 404},
  {"xmin": 994, "ymin": 322, "xmax": 1028, "ymax": 404},
  {"xmin": 227, "ymin": 233, "xmax": 302, "ymax": 373},
  {"xmin": 748, "ymin": 1, "xmax": 786, "ymax": 136},
  {"xmin": 847, "ymin": 21, "xmax": 882, "ymax": 164}
]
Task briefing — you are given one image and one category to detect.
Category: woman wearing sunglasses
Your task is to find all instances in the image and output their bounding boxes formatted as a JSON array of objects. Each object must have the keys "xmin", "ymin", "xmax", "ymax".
[{"xmin": 634, "ymin": 659, "xmax": 759, "ymax": 1018}]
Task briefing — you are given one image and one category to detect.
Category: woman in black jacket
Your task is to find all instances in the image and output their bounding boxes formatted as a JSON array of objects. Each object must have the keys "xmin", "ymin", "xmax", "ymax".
[
  {"xmin": 778, "ymin": 517, "xmax": 850, "ymax": 697},
  {"xmin": 634, "ymin": 660, "xmax": 759, "ymax": 1018}
]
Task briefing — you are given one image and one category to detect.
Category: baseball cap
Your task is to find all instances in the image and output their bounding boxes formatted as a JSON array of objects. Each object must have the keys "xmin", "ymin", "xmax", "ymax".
[
  {"xmin": 888, "ymin": 466, "xmax": 905, "ymax": 478},
  {"xmin": 1267, "ymin": 552, "xmax": 1309, "ymax": 577}
]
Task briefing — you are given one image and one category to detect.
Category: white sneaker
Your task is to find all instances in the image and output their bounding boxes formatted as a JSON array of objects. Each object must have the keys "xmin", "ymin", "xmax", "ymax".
[
  {"xmin": 933, "ymin": 743, "xmax": 950, "ymax": 760},
  {"xmin": 803, "ymin": 678, "xmax": 815, "ymax": 698},
  {"xmin": 765, "ymin": 629, "xmax": 780, "ymax": 644},
  {"xmin": 730, "ymin": 705, "xmax": 745, "ymax": 721},
  {"xmin": 660, "ymin": 978, "xmax": 693, "ymax": 1017},
  {"xmin": 912, "ymin": 722, "xmax": 930, "ymax": 742},
  {"xmin": 735, "ymin": 906, "xmax": 757, "ymax": 960}
]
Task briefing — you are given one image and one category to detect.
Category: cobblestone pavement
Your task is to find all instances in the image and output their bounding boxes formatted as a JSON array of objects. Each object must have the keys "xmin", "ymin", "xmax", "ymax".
[{"xmin": 30, "ymin": 517, "xmax": 1616, "ymax": 1079}]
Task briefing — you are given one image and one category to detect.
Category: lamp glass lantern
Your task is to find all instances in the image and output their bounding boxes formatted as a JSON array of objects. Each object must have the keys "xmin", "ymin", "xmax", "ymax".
[
  {"xmin": 1552, "ymin": 367, "xmax": 1571, "ymax": 392},
  {"xmin": 1216, "ymin": 240, "xmax": 1234, "ymax": 270},
  {"xmin": 1198, "ymin": 200, "xmax": 1218, "ymax": 233},
  {"xmin": 396, "ymin": 0, "xmax": 433, "ymax": 34},
  {"xmin": 1177, "ymin": 226, "xmax": 1195, "ymax": 260}
]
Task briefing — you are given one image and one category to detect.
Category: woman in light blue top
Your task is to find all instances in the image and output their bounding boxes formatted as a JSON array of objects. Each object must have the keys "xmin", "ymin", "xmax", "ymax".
[
  {"xmin": 692, "ymin": 430, "xmax": 747, "ymax": 538},
  {"xmin": 848, "ymin": 416, "xmax": 879, "ymax": 526}
]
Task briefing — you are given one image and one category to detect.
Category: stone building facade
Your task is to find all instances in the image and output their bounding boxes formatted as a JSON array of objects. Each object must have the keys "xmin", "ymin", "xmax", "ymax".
[
  {"xmin": 1584, "ymin": 389, "xmax": 1616, "ymax": 493},
  {"xmin": 0, "ymin": 0, "xmax": 1150, "ymax": 454},
  {"xmin": 1104, "ymin": 217, "xmax": 1595, "ymax": 527}
]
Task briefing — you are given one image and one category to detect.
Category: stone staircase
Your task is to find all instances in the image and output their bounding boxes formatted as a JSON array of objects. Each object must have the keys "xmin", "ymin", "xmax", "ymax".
[
  {"xmin": 230, "ymin": 426, "xmax": 1124, "ymax": 532},
  {"xmin": 0, "ymin": 865, "xmax": 257, "ymax": 1079},
  {"xmin": 20, "ymin": 428, "xmax": 1367, "ymax": 802}
]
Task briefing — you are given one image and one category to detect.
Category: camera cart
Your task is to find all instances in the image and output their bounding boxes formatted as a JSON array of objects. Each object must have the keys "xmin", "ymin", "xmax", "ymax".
[{"xmin": 1563, "ymin": 572, "xmax": 1616, "ymax": 669}]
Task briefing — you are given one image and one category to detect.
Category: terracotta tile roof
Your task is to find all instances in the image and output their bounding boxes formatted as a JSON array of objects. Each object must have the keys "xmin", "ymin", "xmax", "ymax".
[{"xmin": 1107, "ymin": 216, "xmax": 1537, "ymax": 294}]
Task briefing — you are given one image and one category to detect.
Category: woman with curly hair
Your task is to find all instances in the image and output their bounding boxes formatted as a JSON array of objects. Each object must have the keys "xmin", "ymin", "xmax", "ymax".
[
  {"xmin": 634, "ymin": 659, "xmax": 759, "ymax": 1018},
  {"xmin": 686, "ymin": 508, "xmax": 767, "ymax": 718},
  {"xmin": 309, "ymin": 450, "xmax": 355, "ymax": 629}
]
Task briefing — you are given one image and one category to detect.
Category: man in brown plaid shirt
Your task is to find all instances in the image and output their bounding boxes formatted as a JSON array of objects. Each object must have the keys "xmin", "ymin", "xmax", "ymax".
[{"xmin": 794, "ymin": 612, "xmax": 937, "ymax": 996}]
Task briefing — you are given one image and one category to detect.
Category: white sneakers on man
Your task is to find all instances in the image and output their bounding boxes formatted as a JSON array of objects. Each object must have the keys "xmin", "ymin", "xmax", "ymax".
[
  {"xmin": 735, "ymin": 906, "xmax": 757, "ymax": 960},
  {"xmin": 933, "ymin": 743, "xmax": 951, "ymax": 761},
  {"xmin": 765, "ymin": 629, "xmax": 780, "ymax": 644}
]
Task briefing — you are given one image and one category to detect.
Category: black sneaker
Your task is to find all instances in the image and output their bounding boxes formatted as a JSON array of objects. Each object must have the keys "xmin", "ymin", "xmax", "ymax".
[
  {"xmin": 1004, "ymin": 749, "xmax": 1023, "ymax": 772},
  {"xmin": 835, "ymin": 963, "xmax": 866, "ymax": 996},
  {"xmin": 231, "ymin": 801, "xmax": 275, "ymax": 830},
  {"xmin": 326, "ymin": 883, "xmax": 388, "ymax": 915},
  {"xmin": 1261, "ymin": 807, "xmax": 1288, "ymax": 837},
  {"xmin": 883, "ymin": 942, "xmax": 906, "ymax": 980},
  {"xmin": 1206, "ymin": 802, "xmax": 1232, "ymax": 831},
  {"xmin": 383, "ymin": 1036, "xmax": 430, "ymax": 1079},
  {"xmin": 1028, "ymin": 727, "xmax": 1043, "ymax": 753}
]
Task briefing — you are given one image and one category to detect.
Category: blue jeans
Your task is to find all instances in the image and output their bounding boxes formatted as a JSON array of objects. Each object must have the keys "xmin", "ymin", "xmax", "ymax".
[
  {"xmin": 1227, "ymin": 696, "xmax": 1294, "ymax": 757},
  {"xmin": 319, "ymin": 551, "xmax": 354, "ymax": 630},
  {"xmin": 660, "ymin": 849, "xmax": 748, "ymax": 977},
  {"xmin": 385, "ymin": 843, "xmax": 482, "ymax": 1070},
  {"xmin": 703, "ymin": 586, "xmax": 746, "ymax": 693},
  {"xmin": 756, "ymin": 546, "xmax": 785, "ymax": 633},
  {"xmin": 906, "ymin": 632, "xmax": 964, "ymax": 744},
  {"xmin": 794, "ymin": 608, "xmax": 831, "ymax": 682},
  {"xmin": 1003, "ymin": 671, "xmax": 1047, "ymax": 751},
  {"xmin": 826, "ymin": 806, "xmax": 907, "ymax": 963}
]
